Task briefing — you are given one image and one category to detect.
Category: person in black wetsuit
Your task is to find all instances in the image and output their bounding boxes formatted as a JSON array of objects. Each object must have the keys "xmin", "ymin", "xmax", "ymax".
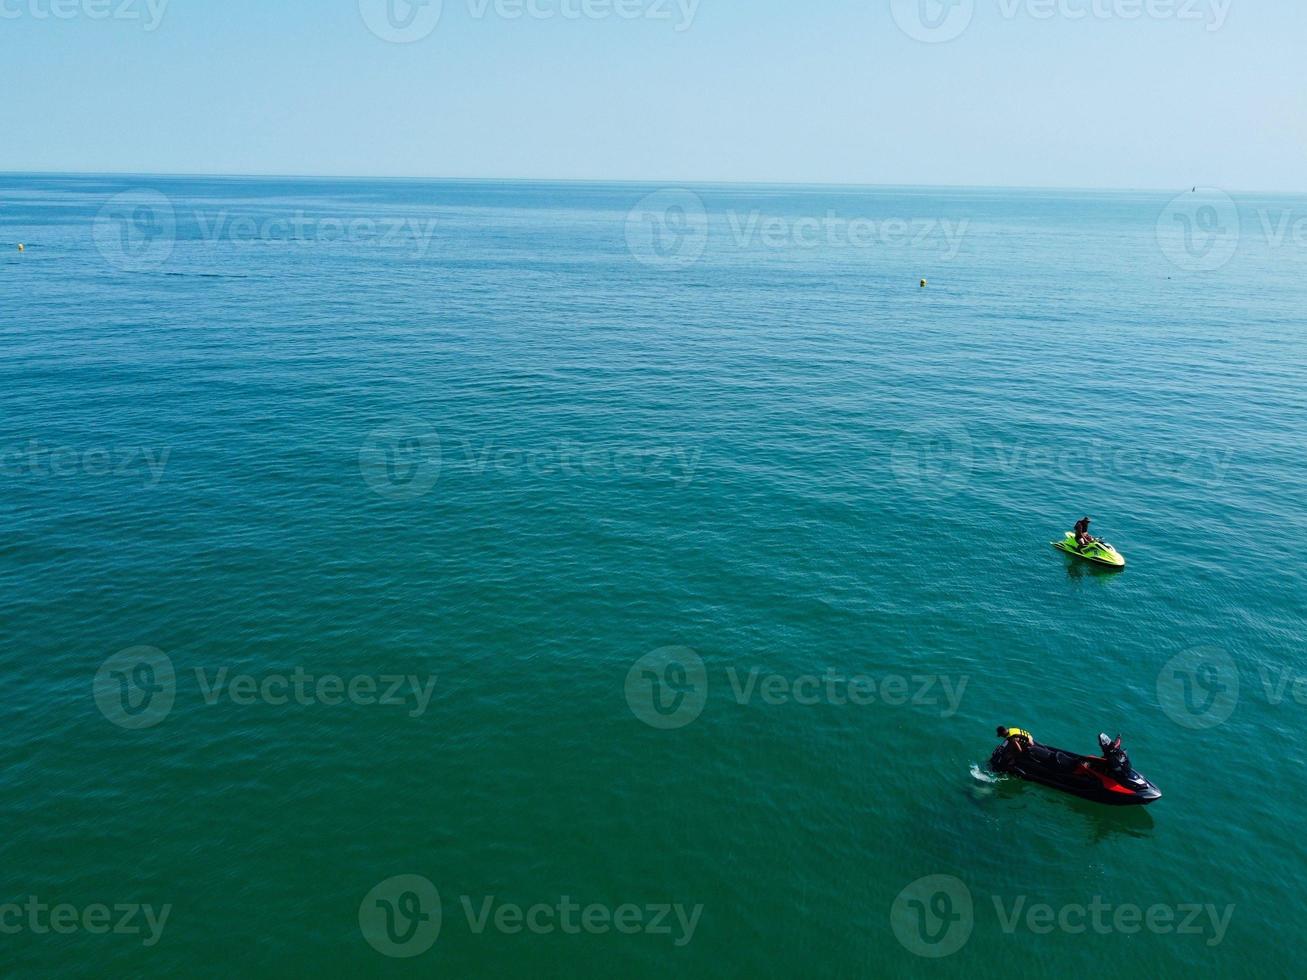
[
  {"xmin": 1097, "ymin": 733, "xmax": 1130, "ymax": 775},
  {"xmin": 1074, "ymin": 516, "xmax": 1095, "ymax": 548}
]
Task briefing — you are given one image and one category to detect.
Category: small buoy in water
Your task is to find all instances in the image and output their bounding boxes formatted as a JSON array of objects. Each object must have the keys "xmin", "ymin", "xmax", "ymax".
[
  {"xmin": 920, "ymin": 278, "xmax": 927, "ymax": 288},
  {"xmin": 17, "ymin": 244, "xmax": 24, "ymax": 252}
]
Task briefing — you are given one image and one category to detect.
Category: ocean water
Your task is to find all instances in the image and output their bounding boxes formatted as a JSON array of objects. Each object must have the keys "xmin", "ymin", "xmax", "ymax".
[{"xmin": 2, "ymin": 174, "xmax": 1305, "ymax": 978}]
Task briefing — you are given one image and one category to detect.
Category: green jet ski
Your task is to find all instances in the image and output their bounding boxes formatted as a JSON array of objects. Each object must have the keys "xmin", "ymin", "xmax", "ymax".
[{"xmin": 1053, "ymin": 532, "xmax": 1126, "ymax": 568}]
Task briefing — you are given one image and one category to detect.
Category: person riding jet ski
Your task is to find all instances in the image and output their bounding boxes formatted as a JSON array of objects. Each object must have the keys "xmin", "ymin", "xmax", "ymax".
[
  {"xmin": 1054, "ymin": 519, "xmax": 1126, "ymax": 567},
  {"xmin": 995, "ymin": 726, "xmax": 1034, "ymax": 758},
  {"xmin": 1074, "ymin": 516, "xmax": 1095, "ymax": 548},
  {"xmin": 1096, "ymin": 733, "xmax": 1130, "ymax": 775},
  {"xmin": 988, "ymin": 727, "xmax": 1161, "ymax": 805}
]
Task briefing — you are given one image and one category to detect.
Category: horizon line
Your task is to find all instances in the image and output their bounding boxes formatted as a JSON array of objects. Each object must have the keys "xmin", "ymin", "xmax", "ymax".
[{"xmin": 1, "ymin": 168, "xmax": 1302, "ymax": 197}]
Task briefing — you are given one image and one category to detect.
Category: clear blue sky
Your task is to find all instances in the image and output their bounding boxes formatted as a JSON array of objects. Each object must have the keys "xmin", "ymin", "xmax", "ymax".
[{"xmin": 1, "ymin": 0, "xmax": 1302, "ymax": 189}]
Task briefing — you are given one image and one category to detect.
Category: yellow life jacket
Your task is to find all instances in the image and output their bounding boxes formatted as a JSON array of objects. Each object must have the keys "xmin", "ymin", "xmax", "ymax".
[{"xmin": 1005, "ymin": 727, "xmax": 1033, "ymax": 743}]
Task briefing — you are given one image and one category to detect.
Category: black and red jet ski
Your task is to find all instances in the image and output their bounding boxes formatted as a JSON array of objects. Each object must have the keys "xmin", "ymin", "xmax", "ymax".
[{"xmin": 989, "ymin": 735, "xmax": 1161, "ymax": 807}]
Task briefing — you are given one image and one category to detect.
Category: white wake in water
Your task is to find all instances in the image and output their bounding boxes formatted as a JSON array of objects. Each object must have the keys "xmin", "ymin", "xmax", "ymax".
[{"xmin": 969, "ymin": 763, "xmax": 999, "ymax": 784}]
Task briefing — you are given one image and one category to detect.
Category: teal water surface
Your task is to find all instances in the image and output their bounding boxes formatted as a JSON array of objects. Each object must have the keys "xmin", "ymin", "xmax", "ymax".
[{"xmin": 2, "ymin": 175, "xmax": 1305, "ymax": 977}]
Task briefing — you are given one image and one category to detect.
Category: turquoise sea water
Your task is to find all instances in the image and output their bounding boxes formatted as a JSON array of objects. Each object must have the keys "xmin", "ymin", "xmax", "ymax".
[{"xmin": 2, "ymin": 174, "xmax": 1305, "ymax": 977}]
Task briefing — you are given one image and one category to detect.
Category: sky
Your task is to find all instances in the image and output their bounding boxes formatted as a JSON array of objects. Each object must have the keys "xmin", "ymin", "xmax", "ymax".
[{"xmin": 0, "ymin": 0, "xmax": 1303, "ymax": 190}]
